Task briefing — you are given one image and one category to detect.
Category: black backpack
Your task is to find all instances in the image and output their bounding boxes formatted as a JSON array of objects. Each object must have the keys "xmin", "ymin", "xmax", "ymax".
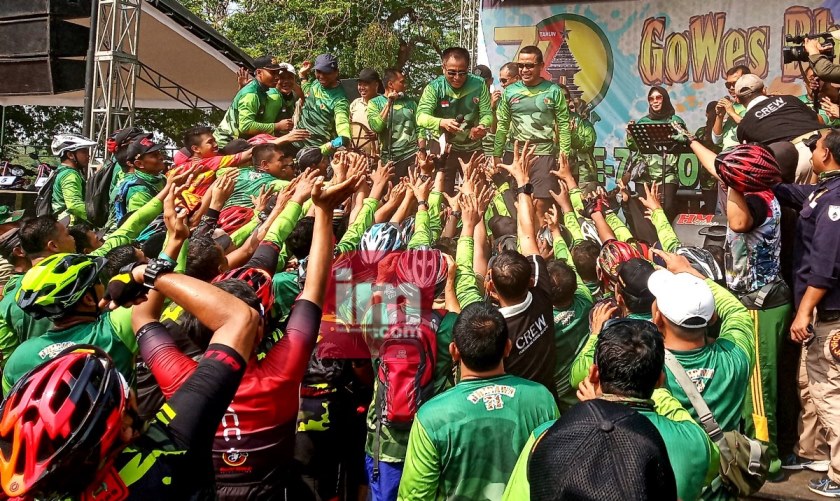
[
  {"xmin": 34, "ymin": 169, "xmax": 60, "ymax": 217},
  {"xmin": 85, "ymin": 159, "xmax": 119, "ymax": 228}
]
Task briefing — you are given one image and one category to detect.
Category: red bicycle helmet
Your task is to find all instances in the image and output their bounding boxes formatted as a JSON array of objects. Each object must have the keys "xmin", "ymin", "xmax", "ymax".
[
  {"xmin": 219, "ymin": 206, "xmax": 254, "ymax": 234},
  {"xmin": 597, "ymin": 239, "xmax": 643, "ymax": 290},
  {"xmin": 0, "ymin": 346, "xmax": 126, "ymax": 498},
  {"xmin": 714, "ymin": 144, "xmax": 781, "ymax": 193},
  {"xmin": 395, "ymin": 249, "xmax": 448, "ymax": 297},
  {"xmin": 213, "ymin": 266, "xmax": 274, "ymax": 315},
  {"xmin": 629, "ymin": 239, "xmax": 652, "ymax": 261}
]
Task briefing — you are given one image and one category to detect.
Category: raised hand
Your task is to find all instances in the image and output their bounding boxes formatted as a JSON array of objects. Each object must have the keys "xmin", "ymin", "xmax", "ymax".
[
  {"xmin": 499, "ymin": 140, "xmax": 536, "ymax": 186},
  {"xmin": 250, "ymin": 184, "xmax": 274, "ymax": 214},
  {"xmin": 312, "ymin": 173, "xmax": 365, "ymax": 210},
  {"xmin": 638, "ymin": 182, "xmax": 662, "ymax": 212},
  {"xmin": 460, "ymin": 192, "xmax": 482, "ymax": 231}
]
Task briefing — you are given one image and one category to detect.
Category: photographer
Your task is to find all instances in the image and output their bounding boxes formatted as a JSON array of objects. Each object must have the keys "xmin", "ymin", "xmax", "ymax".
[{"xmin": 806, "ymin": 37, "xmax": 840, "ymax": 83}]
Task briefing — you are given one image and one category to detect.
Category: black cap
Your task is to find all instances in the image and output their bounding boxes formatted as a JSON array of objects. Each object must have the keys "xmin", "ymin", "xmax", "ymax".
[
  {"xmin": 253, "ymin": 55, "xmax": 281, "ymax": 71},
  {"xmin": 617, "ymin": 258, "xmax": 655, "ymax": 301},
  {"xmin": 126, "ymin": 136, "xmax": 165, "ymax": 161},
  {"xmin": 529, "ymin": 399, "xmax": 677, "ymax": 501},
  {"xmin": 107, "ymin": 127, "xmax": 150, "ymax": 153},
  {"xmin": 473, "ymin": 64, "xmax": 492, "ymax": 80},
  {"xmin": 358, "ymin": 68, "xmax": 381, "ymax": 83},
  {"xmin": 314, "ymin": 54, "xmax": 339, "ymax": 73},
  {"xmin": 296, "ymin": 147, "xmax": 324, "ymax": 170}
]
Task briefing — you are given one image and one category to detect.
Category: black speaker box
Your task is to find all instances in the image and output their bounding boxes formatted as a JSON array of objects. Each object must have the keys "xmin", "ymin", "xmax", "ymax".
[
  {"xmin": 0, "ymin": 0, "xmax": 92, "ymax": 20},
  {"xmin": 0, "ymin": 57, "xmax": 86, "ymax": 95},
  {"xmin": 0, "ymin": 17, "xmax": 89, "ymax": 58},
  {"xmin": 671, "ymin": 214, "xmax": 728, "ymax": 249}
]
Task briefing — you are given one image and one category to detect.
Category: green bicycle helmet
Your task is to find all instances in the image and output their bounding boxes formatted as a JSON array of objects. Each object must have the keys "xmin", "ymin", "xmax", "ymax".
[{"xmin": 16, "ymin": 253, "xmax": 108, "ymax": 319}]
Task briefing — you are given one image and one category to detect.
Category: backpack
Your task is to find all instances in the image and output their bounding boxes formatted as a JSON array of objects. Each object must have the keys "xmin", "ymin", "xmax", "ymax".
[
  {"xmin": 113, "ymin": 176, "xmax": 154, "ymax": 226},
  {"xmin": 34, "ymin": 169, "xmax": 60, "ymax": 217},
  {"xmin": 371, "ymin": 311, "xmax": 443, "ymax": 477},
  {"xmin": 85, "ymin": 159, "xmax": 119, "ymax": 228}
]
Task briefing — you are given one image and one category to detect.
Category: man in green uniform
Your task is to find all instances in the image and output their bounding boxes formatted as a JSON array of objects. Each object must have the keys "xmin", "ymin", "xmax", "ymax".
[
  {"xmin": 215, "ymin": 56, "xmax": 291, "ymax": 147},
  {"xmin": 218, "ymin": 143, "xmax": 295, "ymax": 209},
  {"xmin": 416, "ymin": 47, "xmax": 492, "ymax": 194},
  {"xmin": 275, "ymin": 62, "xmax": 303, "ymax": 134},
  {"xmin": 398, "ymin": 302, "xmax": 558, "ymax": 501},
  {"xmin": 494, "ymin": 45, "xmax": 571, "ymax": 221},
  {"xmin": 50, "ymin": 133, "xmax": 96, "ymax": 224},
  {"xmin": 296, "ymin": 53, "xmax": 352, "ymax": 155},
  {"xmin": 558, "ymin": 84, "xmax": 598, "ymax": 189},
  {"xmin": 368, "ymin": 68, "xmax": 418, "ymax": 179},
  {"xmin": 107, "ymin": 137, "xmax": 167, "ymax": 231},
  {"xmin": 712, "ymin": 65, "xmax": 749, "ymax": 152},
  {"xmin": 504, "ymin": 318, "xmax": 717, "ymax": 501}
]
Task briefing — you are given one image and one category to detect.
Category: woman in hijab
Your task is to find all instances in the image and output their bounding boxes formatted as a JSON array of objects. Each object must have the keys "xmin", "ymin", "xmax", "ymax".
[{"xmin": 623, "ymin": 87, "xmax": 688, "ymax": 238}]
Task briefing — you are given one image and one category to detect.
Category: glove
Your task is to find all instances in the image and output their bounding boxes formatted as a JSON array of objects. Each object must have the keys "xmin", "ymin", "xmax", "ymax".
[
  {"xmin": 581, "ymin": 197, "xmax": 603, "ymax": 219},
  {"xmin": 103, "ymin": 263, "xmax": 147, "ymax": 307},
  {"xmin": 330, "ymin": 136, "xmax": 349, "ymax": 150}
]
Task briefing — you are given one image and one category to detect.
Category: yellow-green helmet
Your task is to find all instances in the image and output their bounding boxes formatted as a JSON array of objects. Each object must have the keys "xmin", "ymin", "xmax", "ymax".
[{"xmin": 16, "ymin": 253, "xmax": 108, "ymax": 319}]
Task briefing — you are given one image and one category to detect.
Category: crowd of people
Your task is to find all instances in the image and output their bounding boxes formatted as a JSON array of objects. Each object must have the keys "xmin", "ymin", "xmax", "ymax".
[{"xmin": 0, "ymin": 41, "xmax": 837, "ymax": 500}]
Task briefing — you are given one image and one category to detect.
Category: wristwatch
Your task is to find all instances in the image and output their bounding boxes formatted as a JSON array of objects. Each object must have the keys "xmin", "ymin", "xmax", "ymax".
[
  {"xmin": 515, "ymin": 183, "xmax": 534, "ymax": 196},
  {"xmin": 143, "ymin": 258, "xmax": 176, "ymax": 290},
  {"xmin": 417, "ymin": 200, "xmax": 429, "ymax": 209}
]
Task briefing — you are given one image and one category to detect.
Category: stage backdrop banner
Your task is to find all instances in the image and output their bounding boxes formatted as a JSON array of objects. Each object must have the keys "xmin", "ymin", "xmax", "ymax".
[{"xmin": 481, "ymin": 0, "xmax": 838, "ymax": 187}]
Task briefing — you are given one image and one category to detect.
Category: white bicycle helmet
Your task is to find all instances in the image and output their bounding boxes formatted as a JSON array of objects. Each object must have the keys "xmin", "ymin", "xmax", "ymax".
[
  {"xmin": 51, "ymin": 134, "xmax": 96, "ymax": 158},
  {"xmin": 580, "ymin": 219, "xmax": 601, "ymax": 245}
]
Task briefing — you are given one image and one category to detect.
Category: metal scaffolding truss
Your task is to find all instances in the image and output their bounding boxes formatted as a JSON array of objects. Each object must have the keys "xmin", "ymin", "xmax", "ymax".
[
  {"xmin": 89, "ymin": 0, "xmax": 141, "ymax": 164},
  {"xmin": 137, "ymin": 63, "xmax": 221, "ymax": 111},
  {"xmin": 459, "ymin": 0, "xmax": 480, "ymax": 70}
]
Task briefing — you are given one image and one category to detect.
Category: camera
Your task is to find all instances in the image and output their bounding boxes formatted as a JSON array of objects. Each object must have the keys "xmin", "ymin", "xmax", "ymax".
[{"xmin": 783, "ymin": 33, "xmax": 835, "ymax": 63}]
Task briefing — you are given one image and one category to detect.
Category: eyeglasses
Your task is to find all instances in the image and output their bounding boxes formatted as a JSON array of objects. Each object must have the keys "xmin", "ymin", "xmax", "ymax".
[
  {"xmin": 724, "ymin": 81, "xmax": 736, "ymax": 89},
  {"xmin": 517, "ymin": 63, "xmax": 537, "ymax": 69},
  {"xmin": 446, "ymin": 70, "xmax": 467, "ymax": 77}
]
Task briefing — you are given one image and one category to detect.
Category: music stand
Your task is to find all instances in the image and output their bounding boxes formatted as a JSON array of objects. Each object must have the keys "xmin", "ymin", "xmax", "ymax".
[{"xmin": 627, "ymin": 122, "xmax": 692, "ymax": 212}]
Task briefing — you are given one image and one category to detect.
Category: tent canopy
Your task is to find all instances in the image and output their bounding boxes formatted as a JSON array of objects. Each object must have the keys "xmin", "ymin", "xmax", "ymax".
[{"xmin": 0, "ymin": 0, "xmax": 253, "ymax": 109}]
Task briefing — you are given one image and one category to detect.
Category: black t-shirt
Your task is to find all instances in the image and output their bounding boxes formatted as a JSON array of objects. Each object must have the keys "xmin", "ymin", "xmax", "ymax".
[
  {"xmin": 501, "ymin": 254, "xmax": 558, "ymax": 398},
  {"xmin": 737, "ymin": 95, "xmax": 821, "ymax": 144}
]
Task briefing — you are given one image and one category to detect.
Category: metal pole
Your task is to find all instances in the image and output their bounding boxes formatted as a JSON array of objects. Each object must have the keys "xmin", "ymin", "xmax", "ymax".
[
  {"xmin": 82, "ymin": 0, "xmax": 100, "ymax": 138},
  {"xmin": 0, "ymin": 106, "xmax": 5, "ymax": 159}
]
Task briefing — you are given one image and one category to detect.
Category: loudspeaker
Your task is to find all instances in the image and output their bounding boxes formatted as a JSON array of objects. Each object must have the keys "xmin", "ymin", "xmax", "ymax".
[
  {"xmin": 0, "ymin": 0, "xmax": 91, "ymax": 20},
  {"xmin": 340, "ymin": 79, "xmax": 361, "ymax": 102},
  {"xmin": 671, "ymin": 214, "xmax": 728, "ymax": 249},
  {"xmin": 0, "ymin": 17, "xmax": 89, "ymax": 58},
  {"xmin": 0, "ymin": 57, "xmax": 86, "ymax": 95}
]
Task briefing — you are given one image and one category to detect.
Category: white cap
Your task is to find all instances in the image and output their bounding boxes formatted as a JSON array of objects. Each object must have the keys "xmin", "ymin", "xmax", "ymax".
[
  {"xmin": 647, "ymin": 269, "xmax": 715, "ymax": 328},
  {"xmin": 277, "ymin": 62, "xmax": 295, "ymax": 75}
]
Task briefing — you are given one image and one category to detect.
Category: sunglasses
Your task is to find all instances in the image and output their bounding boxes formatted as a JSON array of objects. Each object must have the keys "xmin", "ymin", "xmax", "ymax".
[
  {"xmin": 724, "ymin": 81, "xmax": 736, "ymax": 89},
  {"xmin": 446, "ymin": 70, "xmax": 467, "ymax": 77},
  {"xmin": 517, "ymin": 63, "xmax": 537, "ymax": 69}
]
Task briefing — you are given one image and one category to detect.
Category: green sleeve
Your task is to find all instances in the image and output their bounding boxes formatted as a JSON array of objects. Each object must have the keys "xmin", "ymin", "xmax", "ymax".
[
  {"xmin": 650, "ymin": 209, "xmax": 681, "ymax": 252},
  {"xmin": 59, "ymin": 171, "xmax": 88, "ymax": 222},
  {"xmin": 707, "ymin": 278, "xmax": 755, "ymax": 368},
  {"xmin": 501, "ymin": 433, "xmax": 537, "ymax": 501},
  {"xmin": 416, "ymin": 84, "xmax": 441, "ymax": 132},
  {"xmin": 552, "ymin": 231, "xmax": 572, "ymax": 266},
  {"xmin": 477, "ymin": 81, "xmax": 493, "ymax": 128},
  {"xmin": 126, "ymin": 188, "xmax": 153, "ymax": 213},
  {"xmin": 555, "ymin": 87, "xmax": 571, "ymax": 155},
  {"xmin": 176, "ymin": 238, "xmax": 188, "ymax": 274},
  {"xmin": 455, "ymin": 236, "xmax": 483, "ymax": 308},
  {"xmin": 334, "ymin": 97, "xmax": 352, "ymax": 138},
  {"xmin": 570, "ymin": 333, "xmax": 598, "ymax": 389},
  {"xmin": 563, "ymin": 211, "xmax": 583, "ymax": 244},
  {"xmin": 91, "ymin": 198, "xmax": 164, "ymax": 257},
  {"xmin": 568, "ymin": 188, "xmax": 585, "ymax": 215},
  {"xmin": 492, "ymin": 188, "xmax": 511, "ymax": 217},
  {"xmin": 237, "ymin": 93, "xmax": 276, "ymax": 136},
  {"xmin": 0, "ymin": 318, "xmax": 17, "ymax": 370},
  {"xmin": 301, "ymin": 79, "xmax": 312, "ymax": 94},
  {"xmin": 2, "ymin": 370, "xmax": 13, "ymax": 395},
  {"xmin": 407, "ymin": 209, "xmax": 432, "ymax": 249},
  {"xmin": 605, "ymin": 212, "xmax": 633, "ymax": 242},
  {"xmin": 398, "ymin": 420, "xmax": 441, "ymax": 501},
  {"xmin": 494, "ymin": 89, "xmax": 512, "ymax": 157},
  {"xmin": 230, "ymin": 214, "xmax": 260, "ymax": 247},
  {"xmin": 107, "ymin": 307, "xmax": 139, "ymax": 355},
  {"xmin": 336, "ymin": 198, "xmax": 380, "ymax": 255},
  {"xmin": 367, "ymin": 98, "xmax": 386, "ymax": 133},
  {"xmin": 577, "ymin": 119, "xmax": 596, "ymax": 150},
  {"xmin": 428, "ymin": 191, "xmax": 443, "ymax": 242},
  {"xmin": 265, "ymin": 201, "xmax": 303, "ymax": 247}
]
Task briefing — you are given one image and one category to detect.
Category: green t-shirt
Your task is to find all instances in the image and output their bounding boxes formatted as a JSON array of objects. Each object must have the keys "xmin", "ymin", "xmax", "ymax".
[
  {"xmin": 399, "ymin": 374, "xmax": 558, "ymax": 501},
  {"xmin": 0, "ymin": 276, "xmax": 53, "ymax": 368},
  {"xmin": 627, "ymin": 114, "xmax": 687, "ymax": 184},
  {"xmin": 502, "ymin": 390, "xmax": 716, "ymax": 501},
  {"xmin": 2, "ymin": 307, "xmax": 138, "ymax": 394},
  {"xmin": 297, "ymin": 79, "xmax": 351, "ymax": 149},
  {"xmin": 367, "ymin": 95, "xmax": 418, "ymax": 163},
  {"xmin": 416, "ymin": 74, "xmax": 493, "ymax": 152},
  {"xmin": 215, "ymin": 79, "xmax": 284, "ymax": 146},
  {"xmin": 494, "ymin": 79, "xmax": 571, "ymax": 156},
  {"xmin": 570, "ymin": 113, "xmax": 597, "ymax": 184},
  {"xmin": 51, "ymin": 166, "xmax": 87, "ymax": 224},
  {"xmin": 365, "ymin": 311, "xmax": 458, "ymax": 463},
  {"xmin": 218, "ymin": 166, "xmax": 289, "ymax": 209},
  {"xmin": 552, "ymin": 292, "xmax": 594, "ymax": 412},
  {"xmin": 720, "ymin": 102, "xmax": 746, "ymax": 152}
]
